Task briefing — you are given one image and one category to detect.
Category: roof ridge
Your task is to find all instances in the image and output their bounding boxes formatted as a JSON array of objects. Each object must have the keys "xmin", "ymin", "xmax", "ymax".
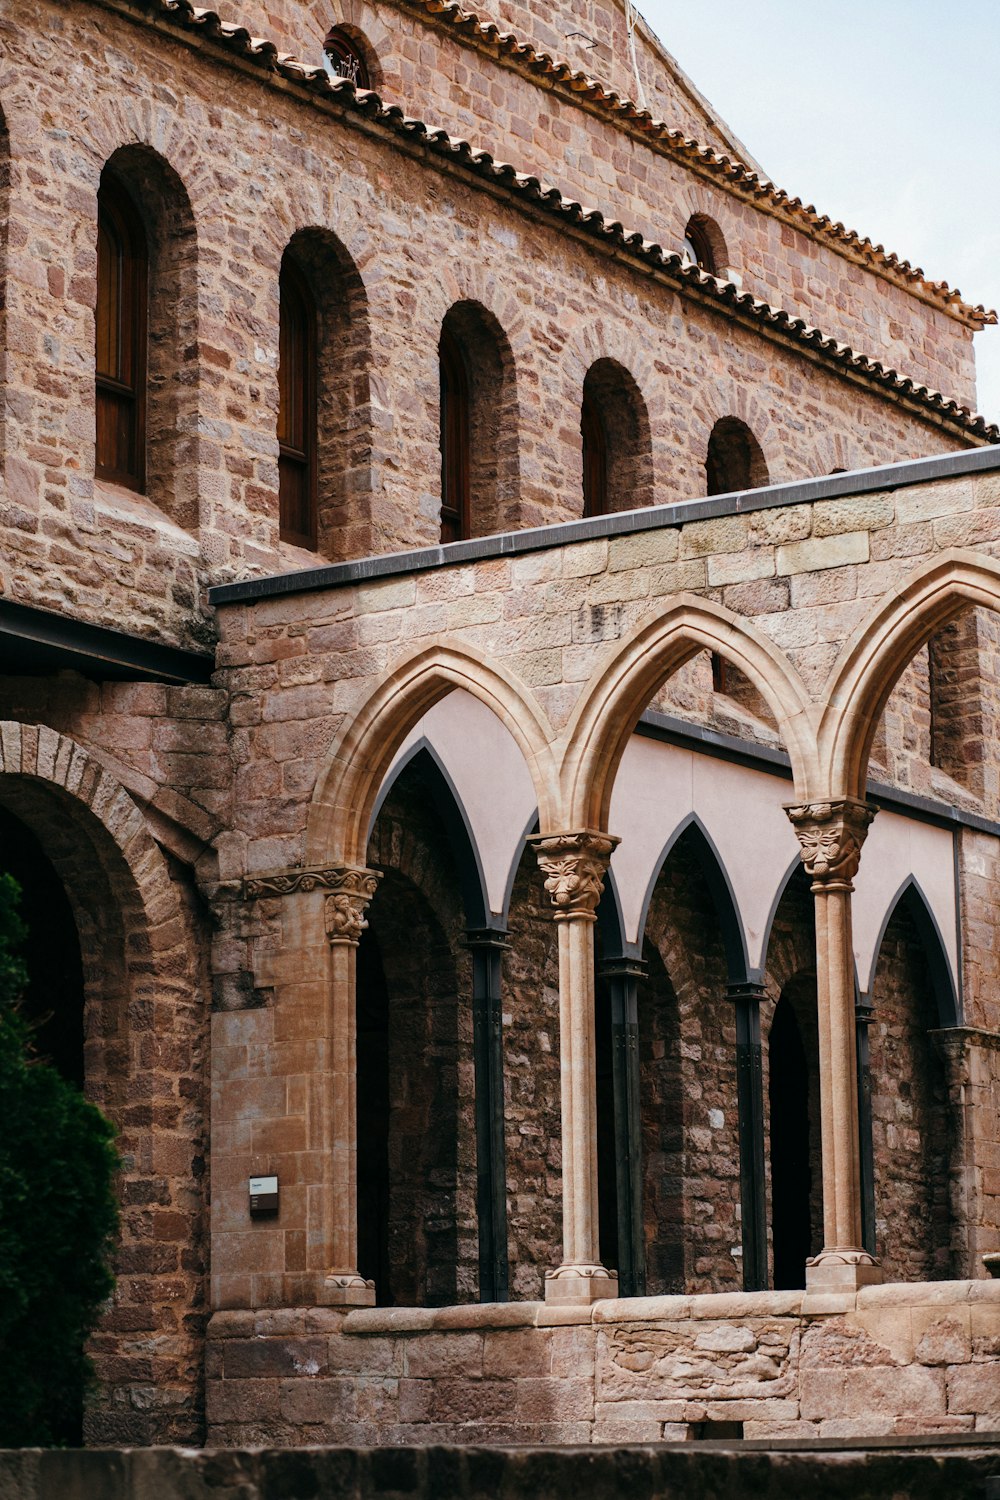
[
  {"xmin": 109, "ymin": 1, "xmax": 999, "ymax": 439},
  {"xmin": 396, "ymin": 0, "xmax": 994, "ymax": 328}
]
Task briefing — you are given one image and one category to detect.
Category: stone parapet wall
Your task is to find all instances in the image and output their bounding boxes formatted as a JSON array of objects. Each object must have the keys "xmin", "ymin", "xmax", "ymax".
[
  {"xmin": 4, "ymin": 1437, "xmax": 1000, "ymax": 1498},
  {"xmin": 204, "ymin": 1281, "xmax": 1000, "ymax": 1446}
]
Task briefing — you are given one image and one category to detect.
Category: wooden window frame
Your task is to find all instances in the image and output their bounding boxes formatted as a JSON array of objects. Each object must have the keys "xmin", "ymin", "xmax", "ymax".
[
  {"xmin": 581, "ymin": 387, "xmax": 608, "ymax": 518},
  {"xmin": 278, "ymin": 258, "xmax": 319, "ymax": 551},
  {"xmin": 439, "ymin": 327, "xmax": 470, "ymax": 544},
  {"xmin": 323, "ymin": 27, "xmax": 371, "ymax": 89},
  {"xmin": 95, "ymin": 178, "xmax": 148, "ymax": 490}
]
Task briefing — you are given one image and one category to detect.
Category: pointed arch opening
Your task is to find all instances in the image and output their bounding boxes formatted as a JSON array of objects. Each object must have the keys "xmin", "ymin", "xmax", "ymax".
[
  {"xmin": 96, "ymin": 148, "xmax": 198, "ymax": 526},
  {"xmin": 866, "ymin": 882, "xmax": 958, "ymax": 1281},
  {"xmin": 439, "ymin": 301, "xmax": 518, "ymax": 541},
  {"xmin": 581, "ymin": 359, "xmax": 653, "ymax": 517}
]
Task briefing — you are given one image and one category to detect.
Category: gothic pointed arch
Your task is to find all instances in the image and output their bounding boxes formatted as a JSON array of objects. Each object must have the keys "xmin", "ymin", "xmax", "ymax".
[
  {"xmin": 819, "ymin": 549, "xmax": 1000, "ymax": 799},
  {"xmin": 560, "ymin": 595, "xmax": 815, "ymax": 833},
  {"xmin": 865, "ymin": 877, "xmax": 958, "ymax": 1027},
  {"xmin": 306, "ymin": 642, "xmax": 558, "ymax": 869},
  {"xmin": 636, "ymin": 814, "xmax": 750, "ymax": 983}
]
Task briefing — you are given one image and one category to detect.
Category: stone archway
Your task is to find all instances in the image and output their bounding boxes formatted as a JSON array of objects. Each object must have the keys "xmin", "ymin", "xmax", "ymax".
[{"xmin": 0, "ymin": 723, "xmax": 208, "ymax": 1444}]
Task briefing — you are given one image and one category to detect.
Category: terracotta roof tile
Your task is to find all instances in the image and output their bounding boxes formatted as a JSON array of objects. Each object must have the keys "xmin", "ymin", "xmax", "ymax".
[{"xmin": 102, "ymin": 1, "xmax": 999, "ymax": 443}]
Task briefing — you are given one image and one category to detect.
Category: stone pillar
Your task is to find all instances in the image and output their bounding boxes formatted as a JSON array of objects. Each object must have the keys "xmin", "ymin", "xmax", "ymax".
[
  {"xmin": 785, "ymin": 799, "xmax": 883, "ymax": 1291},
  {"xmin": 321, "ymin": 866, "xmax": 381, "ymax": 1304},
  {"xmin": 529, "ymin": 830, "xmax": 620, "ymax": 1304}
]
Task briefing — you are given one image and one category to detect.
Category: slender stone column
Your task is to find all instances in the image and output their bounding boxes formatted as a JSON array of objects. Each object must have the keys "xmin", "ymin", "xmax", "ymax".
[
  {"xmin": 785, "ymin": 799, "xmax": 883, "ymax": 1291},
  {"xmin": 529, "ymin": 830, "xmax": 620, "ymax": 1303},
  {"xmin": 321, "ymin": 865, "xmax": 381, "ymax": 1304}
]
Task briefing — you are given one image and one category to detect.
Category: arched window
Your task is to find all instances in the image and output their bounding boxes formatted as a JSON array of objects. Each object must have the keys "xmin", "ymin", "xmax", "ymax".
[
  {"xmin": 681, "ymin": 214, "xmax": 727, "ymax": 278},
  {"xmin": 706, "ymin": 416, "xmax": 768, "ymax": 496},
  {"xmin": 323, "ymin": 25, "xmax": 371, "ymax": 88},
  {"xmin": 438, "ymin": 303, "xmax": 517, "ymax": 541},
  {"xmin": 439, "ymin": 326, "xmax": 470, "ymax": 544},
  {"xmin": 278, "ymin": 257, "xmax": 318, "ymax": 549},
  {"xmin": 96, "ymin": 176, "xmax": 147, "ymax": 490},
  {"xmin": 581, "ymin": 387, "xmax": 608, "ymax": 518},
  {"xmin": 580, "ymin": 359, "xmax": 653, "ymax": 517}
]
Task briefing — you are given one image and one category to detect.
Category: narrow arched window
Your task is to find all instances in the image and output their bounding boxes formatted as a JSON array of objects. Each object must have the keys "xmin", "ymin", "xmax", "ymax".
[
  {"xmin": 706, "ymin": 416, "xmax": 768, "ymax": 496},
  {"xmin": 323, "ymin": 26, "xmax": 371, "ymax": 88},
  {"xmin": 439, "ymin": 327, "xmax": 470, "ymax": 543},
  {"xmin": 278, "ymin": 258, "xmax": 318, "ymax": 549},
  {"xmin": 581, "ymin": 388, "xmax": 608, "ymax": 518},
  {"xmin": 96, "ymin": 177, "xmax": 147, "ymax": 489}
]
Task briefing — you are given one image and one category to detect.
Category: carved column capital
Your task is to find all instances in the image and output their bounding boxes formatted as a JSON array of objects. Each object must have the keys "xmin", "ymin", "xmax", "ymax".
[
  {"xmin": 527, "ymin": 830, "xmax": 619, "ymax": 921},
  {"xmin": 322, "ymin": 867, "xmax": 382, "ymax": 946},
  {"xmin": 784, "ymin": 798, "xmax": 876, "ymax": 891}
]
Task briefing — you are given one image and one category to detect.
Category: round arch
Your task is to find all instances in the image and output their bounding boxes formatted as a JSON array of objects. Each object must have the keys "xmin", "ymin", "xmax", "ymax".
[
  {"xmin": 819, "ymin": 549, "xmax": 1000, "ymax": 800},
  {"xmin": 0, "ymin": 721, "xmax": 205, "ymax": 1440},
  {"xmin": 560, "ymin": 595, "xmax": 816, "ymax": 833},
  {"xmin": 306, "ymin": 641, "xmax": 558, "ymax": 868}
]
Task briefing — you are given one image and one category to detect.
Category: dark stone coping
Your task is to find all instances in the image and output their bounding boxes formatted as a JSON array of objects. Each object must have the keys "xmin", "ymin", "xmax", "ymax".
[
  {"xmin": 209, "ymin": 445, "xmax": 1000, "ymax": 606},
  {"xmin": 0, "ymin": 598, "xmax": 214, "ymax": 685},
  {"xmin": 638, "ymin": 709, "xmax": 1000, "ymax": 840}
]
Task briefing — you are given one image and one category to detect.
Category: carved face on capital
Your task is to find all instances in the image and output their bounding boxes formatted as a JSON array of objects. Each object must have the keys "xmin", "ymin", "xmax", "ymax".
[
  {"xmin": 799, "ymin": 825, "xmax": 856, "ymax": 880},
  {"xmin": 539, "ymin": 853, "xmax": 605, "ymax": 915}
]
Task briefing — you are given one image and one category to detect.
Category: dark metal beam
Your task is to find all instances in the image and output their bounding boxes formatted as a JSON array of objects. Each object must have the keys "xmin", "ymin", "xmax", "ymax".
[
  {"xmin": 0, "ymin": 599, "xmax": 214, "ymax": 685},
  {"xmin": 729, "ymin": 980, "xmax": 769, "ymax": 1292},
  {"xmin": 601, "ymin": 953, "xmax": 646, "ymax": 1298},
  {"xmin": 466, "ymin": 928, "xmax": 509, "ymax": 1303}
]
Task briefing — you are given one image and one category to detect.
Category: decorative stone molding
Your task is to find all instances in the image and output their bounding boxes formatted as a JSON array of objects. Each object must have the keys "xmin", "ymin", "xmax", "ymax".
[
  {"xmin": 244, "ymin": 864, "xmax": 381, "ymax": 900},
  {"xmin": 804, "ymin": 1245, "xmax": 883, "ymax": 1292},
  {"xmin": 527, "ymin": 830, "xmax": 619, "ymax": 921},
  {"xmin": 784, "ymin": 799, "xmax": 876, "ymax": 890},
  {"xmin": 323, "ymin": 1269, "xmax": 376, "ymax": 1306}
]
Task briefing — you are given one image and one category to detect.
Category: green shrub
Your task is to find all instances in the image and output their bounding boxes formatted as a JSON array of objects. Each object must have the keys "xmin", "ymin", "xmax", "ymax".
[{"xmin": 0, "ymin": 873, "xmax": 120, "ymax": 1446}]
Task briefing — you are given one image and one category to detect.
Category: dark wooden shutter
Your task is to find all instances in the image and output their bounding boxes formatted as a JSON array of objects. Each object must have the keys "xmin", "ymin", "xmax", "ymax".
[
  {"xmin": 439, "ymin": 328, "xmax": 470, "ymax": 543},
  {"xmin": 278, "ymin": 259, "xmax": 318, "ymax": 549},
  {"xmin": 582, "ymin": 388, "xmax": 608, "ymax": 518},
  {"xmin": 96, "ymin": 180, "xmax": 147, "ymax": 489}
]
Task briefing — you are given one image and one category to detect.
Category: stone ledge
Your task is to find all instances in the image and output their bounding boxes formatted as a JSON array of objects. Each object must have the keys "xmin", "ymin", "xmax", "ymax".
[{"xmin": 216, "ymin": 1280, "xmax": 995, "ymax": 1342}]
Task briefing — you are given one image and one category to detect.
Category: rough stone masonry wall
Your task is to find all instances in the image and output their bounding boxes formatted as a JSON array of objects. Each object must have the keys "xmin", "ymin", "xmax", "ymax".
[
  {"xmin": 204, "ymin": 1281, "xmax": 1000, "ymax": 1446},
  {"xmin": 201, "ymin": 0, "xmax": 981, "ymax": 404},
  {"xmin": 0, "ymin": 0, "xmax": 976, "ymax": 654}
]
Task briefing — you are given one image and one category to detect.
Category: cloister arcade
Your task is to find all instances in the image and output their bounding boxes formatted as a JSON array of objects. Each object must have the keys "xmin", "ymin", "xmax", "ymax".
[{"xmin": 222, "ymin": 530, "xmax": 1000, "ymax": 1316}]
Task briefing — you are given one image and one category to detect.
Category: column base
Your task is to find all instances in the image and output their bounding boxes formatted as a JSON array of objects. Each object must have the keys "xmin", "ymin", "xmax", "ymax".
[
  {"xmin": 805, "ymin": 1247, "xmax": 883, "ymax": 1292},
  {"xmin": 544, "ymin": 1263, "xmax": 619, "ymax": 1304},
  {"xmin": 321, "ymin": 1271, "xmax": 376, "ymax": 1307}
]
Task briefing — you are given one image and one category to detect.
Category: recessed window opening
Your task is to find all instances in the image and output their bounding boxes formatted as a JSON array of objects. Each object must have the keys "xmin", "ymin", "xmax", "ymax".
[
  {"xmin": 706, "ymin": 416, "xmax": 768, "ymax": 496},
  {"xmin": 580, "ymin": 359, "xmax": 653, "ymax": 517},
  {"xmin": 96, "ymin": 175, "xmax": 147, "ymax": 490},
  {"xmin": 323, "ymin": 26, "xmax": 371, "ymax": 88},
  {"xmin": 681, "ymin": 214, "xmax": 724, "ymax": 277},
  {"xmin": 439, "ymin": 326, "xmax": 471, "ymax": 543},
  {"xmin": 278, "ymin": 256, "xmax": 318, "ymax": 549}
]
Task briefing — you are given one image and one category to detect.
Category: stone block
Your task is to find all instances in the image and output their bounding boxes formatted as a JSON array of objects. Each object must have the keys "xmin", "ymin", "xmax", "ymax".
[
  {"xmin": 947, "ymin": 1362, "xmax": 1000, "ymax": 1420},
  {"xmin": 515, "ymin": 1376, "xmax": 594, "ymax": 1422},
  {"xmin": 404, "ymin": 1333, "xmax": 483, "ymax": 1378},
  {"xmin": 483, "ymin": 1330, "xmax": 552, "ymax": 1378},
  {"xmin": 777, "ymin": 530, "xmax": 869, "ymax": 574}
]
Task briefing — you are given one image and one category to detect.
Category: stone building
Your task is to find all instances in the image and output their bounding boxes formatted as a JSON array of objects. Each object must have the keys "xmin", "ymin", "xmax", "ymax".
[{"xmin": 0, "ymin": 0, "xmax": 998, "ymax": 1449}]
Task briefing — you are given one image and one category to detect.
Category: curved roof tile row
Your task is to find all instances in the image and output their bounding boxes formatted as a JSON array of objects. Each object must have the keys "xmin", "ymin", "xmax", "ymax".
[{"xmin": 118, "ymin": 3, "xmax": 998, "ymax": 441}]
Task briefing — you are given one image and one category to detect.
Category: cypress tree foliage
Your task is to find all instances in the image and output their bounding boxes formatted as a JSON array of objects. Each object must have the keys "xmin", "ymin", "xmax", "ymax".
[{"xmin": 0, "ymin": 873, "xmax": 119, "ymax": 1446}]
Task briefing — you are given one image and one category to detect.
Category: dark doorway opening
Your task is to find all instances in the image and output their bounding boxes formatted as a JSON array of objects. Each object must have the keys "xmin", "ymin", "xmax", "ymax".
[
  {"xmin": 768, "ymin": 993, "xmax": 812, "ymax": 1289},
  {"xmin": 594, "ymin": 965, "xmax": 619, "ymax": 1274}
]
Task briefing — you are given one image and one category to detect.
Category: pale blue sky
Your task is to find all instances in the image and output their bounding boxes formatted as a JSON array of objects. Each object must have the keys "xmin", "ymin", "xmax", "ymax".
[{"xmin": 638, "ymin": 0, "xmax": 1000, "ymax": 419}]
